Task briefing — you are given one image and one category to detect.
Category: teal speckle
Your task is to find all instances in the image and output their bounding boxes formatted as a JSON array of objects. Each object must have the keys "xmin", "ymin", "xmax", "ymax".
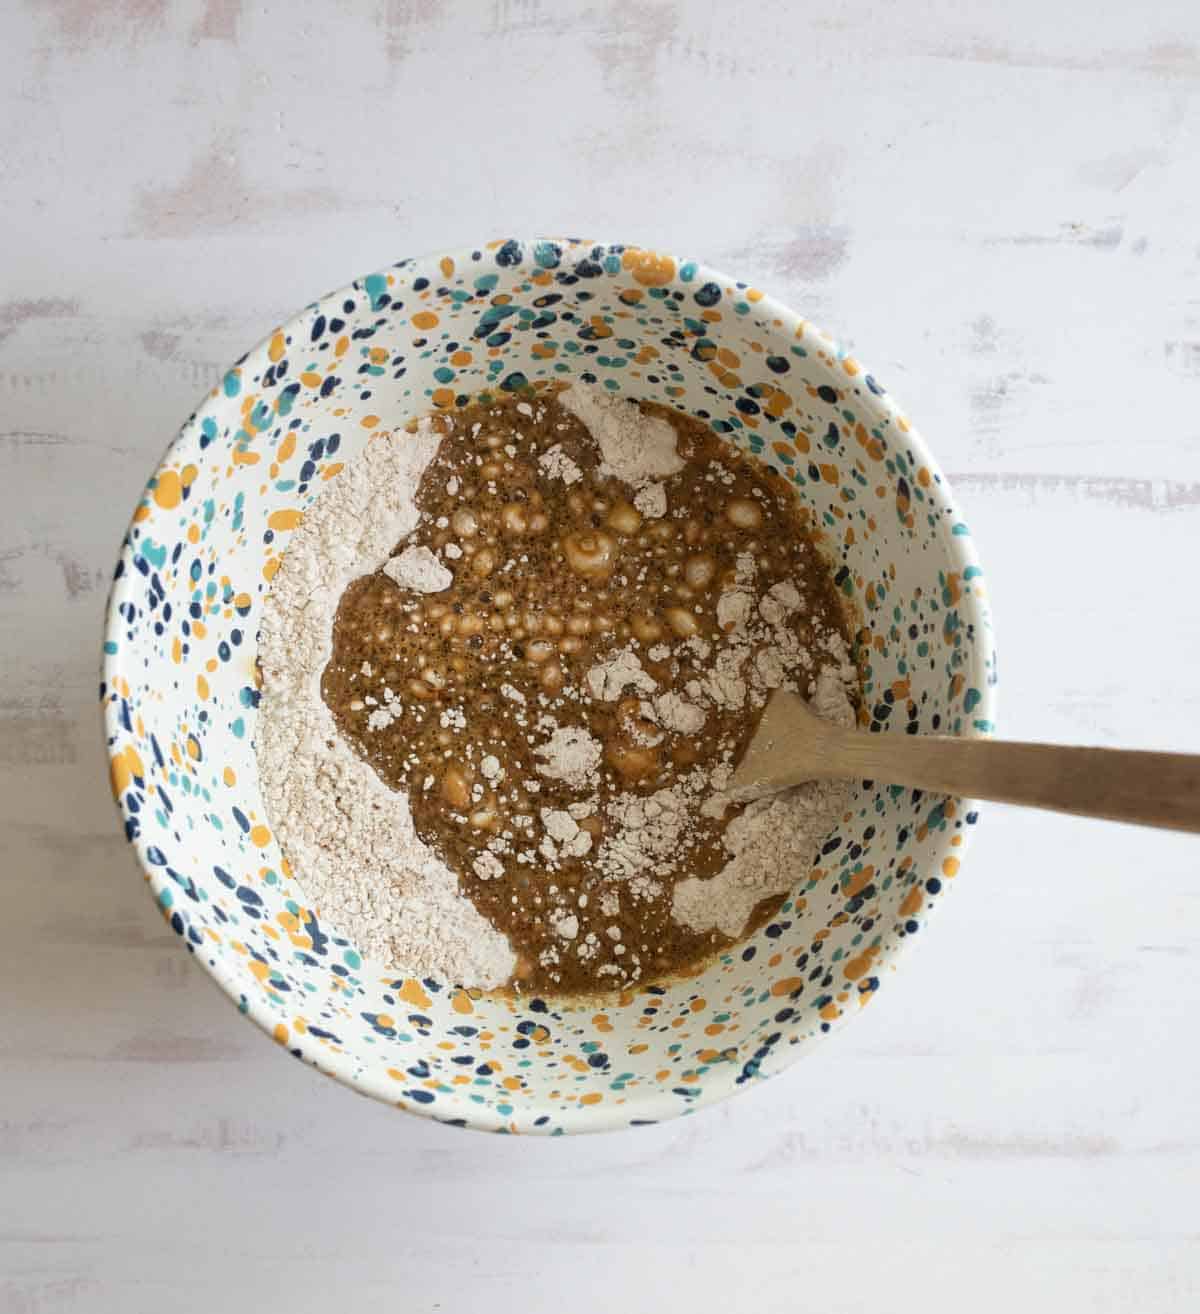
[
  {"xmin": 964, "ymin": 687, "xmax": 982, "ymax": 713},
  {"xmin": 231, "ymin": 717, "xmax": 245, "ymax": 739},
  {"xmin": 678, "ymin": 261, "xmax": 698, "ymax": 282},
  {"xmin": 222, "ymin": 370, "xmax": 241, "ymax": 398},
  {"xmin": 433, "ymin": 366, "xmax": 455, "ymax": 384},
  {"xmin": 140, "ymin": 537, "xmax": 167, "ymax": 569},
  {"xmin": 364, "ymin": 273, "xmax": 388, "ymax": 310},
  {"xmin": 951, "ymin": 522, "xmax": 970, "ymax": 536},
  {"xmin": 103, "ymin": 640, "xmax": 117, "ymax": 655}
]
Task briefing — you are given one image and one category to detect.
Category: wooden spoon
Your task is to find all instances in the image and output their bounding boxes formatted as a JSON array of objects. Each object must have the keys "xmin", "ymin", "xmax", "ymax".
[{"xmin": 727, "ymin": 691, "xmax": 1200, "ymax": 834}]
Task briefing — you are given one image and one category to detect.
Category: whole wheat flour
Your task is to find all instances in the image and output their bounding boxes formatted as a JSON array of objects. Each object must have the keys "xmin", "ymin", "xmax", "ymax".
[
  {"xmin": 672, "ymin": 667, "xmax": 855, "ymax": 937},
  {"xmin": 255, "ymin": 424, "xmax": 516, "ymax": 986},
  {"xmin": 558, "ymin": 382, "xmax": 684, "ymax": 489}
]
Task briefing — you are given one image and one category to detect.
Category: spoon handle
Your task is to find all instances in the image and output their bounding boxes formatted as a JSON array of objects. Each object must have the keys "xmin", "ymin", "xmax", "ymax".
[{"xmin": 830, "ymin": 733, "xmax": 1200, "ymax": 834}]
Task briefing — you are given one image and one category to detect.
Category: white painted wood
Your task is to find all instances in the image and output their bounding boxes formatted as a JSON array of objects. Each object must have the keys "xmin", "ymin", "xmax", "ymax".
[{"xmin": 3, "ymin": 1, "xmax": 1200, "ymax": 1309}]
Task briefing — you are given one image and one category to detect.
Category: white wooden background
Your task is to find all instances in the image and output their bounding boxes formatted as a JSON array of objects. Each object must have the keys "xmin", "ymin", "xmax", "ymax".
[{"xmin": 4, "ymin": 2, "xmax": 1200, "ymax": 1309}]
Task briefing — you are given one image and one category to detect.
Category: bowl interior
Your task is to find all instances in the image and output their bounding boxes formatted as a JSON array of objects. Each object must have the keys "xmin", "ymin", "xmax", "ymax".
[{"xmin": 103, "ymin": 239, "xmax": 994, "ymax": 1133}]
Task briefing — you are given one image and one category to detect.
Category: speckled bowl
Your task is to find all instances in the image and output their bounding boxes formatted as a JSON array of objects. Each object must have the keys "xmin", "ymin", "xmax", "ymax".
[{"xmin": 102, "ymin": 239, "xmax": 995, "ymax": 1133}]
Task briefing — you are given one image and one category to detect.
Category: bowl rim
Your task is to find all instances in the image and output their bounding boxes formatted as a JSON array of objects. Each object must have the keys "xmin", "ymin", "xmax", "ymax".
[{"xmin": 101, "ymin": 239, "xmax": 997, "ymax": 1133}]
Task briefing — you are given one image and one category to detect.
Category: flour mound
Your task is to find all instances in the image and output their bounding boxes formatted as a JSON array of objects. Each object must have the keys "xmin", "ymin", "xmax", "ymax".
[
  {"xmin": 559, "ymin": 382, "xmax": 684, "ymax": 489},
  {"xmin": 671, "ymin": 674, "xmax": 855, "ymax": 938},
  {"xmin": 382, "ymin": 544, "xmax": 452, "ymax": 593},
  {"xmin": 255, "ymin": 424, "xmax": 515, "ymax": 987}
]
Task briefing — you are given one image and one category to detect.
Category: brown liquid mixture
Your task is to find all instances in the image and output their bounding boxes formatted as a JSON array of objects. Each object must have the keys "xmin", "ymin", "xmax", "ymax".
[{"xmin": 321, "ymin": 389, "xmax": 856, "ymax": 994}]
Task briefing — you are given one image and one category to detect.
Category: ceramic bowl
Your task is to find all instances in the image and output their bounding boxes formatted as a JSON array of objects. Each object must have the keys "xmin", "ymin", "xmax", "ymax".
[{"xmin": 102, "ymin": 239, "xmax": 995, "ymax": 1133}]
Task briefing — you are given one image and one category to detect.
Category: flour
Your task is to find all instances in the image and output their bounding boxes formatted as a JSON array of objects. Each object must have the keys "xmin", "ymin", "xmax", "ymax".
[
  {"xmin": 533, "ymin": 725, "xmax": 602, "ymax": 790},
  {"xmin": 382, "ymin": 544, "xmax": 452, "ymax": 593},
  {"xmin": 538, "ymin": 443, "xmax": 583, "ymax": 486},
  {"xmin": 651, "ymin": 691, "xmax": 707, "ymax": 735},
  {"xmin": 598, "ymin": 786, "xmax": 690, "ymax": 885},
  {"xmin": 672, "ymin": 675, "xmax": 855, "ymax": 938},
  {"xmin": 559, "ymin": 381, "xmax": 684, "ymax": 489},
  {"xmin": 585, "ymin": 648, "xmax": 658, "ymax": 702},
  {"xmin": 255, "ymin": 423, "xmax": 515, "ymax": 986},
  {"xmin": 633, "ymin": 483, "xmax": 668, "ymax": 519}
]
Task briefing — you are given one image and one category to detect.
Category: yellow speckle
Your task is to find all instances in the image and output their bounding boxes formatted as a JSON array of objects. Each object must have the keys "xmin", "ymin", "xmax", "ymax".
[
  {"xmin": 171, "ymin": 635, "xmax": 182, "ymax": 664},
  {"xmin": 267, "ymin": 508, "xmax": 304, "ymax": 531},
  {"xmin": 109, "ymin": 745, "xmax": 144, "ymax": 798},
  {"xmin": 300, "ymin": 371, "xmax": 322, "ymax": 388},
  {"xmin": 249, "ymin": 824, "xmax": 271, "ymax": 848},
  {"xmin": 439, "ymin": 256, "xmax": 454, "ymax": 277},
  {"xmin": 842, "ymin": 945, "xmax": 880, "ymax": 982},
  {"xmin": 196, "ymin": 674, "xmax": 209, "ymax": 700},
  {"xmin": 273, "ymin": 1022, "xmax": 289, "ymax": 1043},
  {"xmin": 223, "ymin": 766, "xmax": 236, "ymax": 786},
  {"xmin": 412, "ymin": 310, "xmax": 439, "ymax": 330},
  {"xmin": 153, "ymin": 470, "xmax": 182, "ymax": 509},
  {"xmin": 621, "ymin": 248, "xmax": 675, "ymax": 287},
  {"xmin": 942, "ymin": 857, "xmax": 960, "ymax": 877},
  {"xmin": 268, "ymin": 332, "xmax": 286, "ymax": 363},
  {"xmin": 398, "ymin": 979, "xmax": 432, "ymax": 1009},
  {"xmin": 321, "ymin": 462, "xmax": 344, "ymax": 480},
  {"xmin": 360, "ymin": 414, "xmax": 381, "ymax": 429},
  {"xmin": 451, "ymin": 989, "xmax": 474, "ymax": 1015}
]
